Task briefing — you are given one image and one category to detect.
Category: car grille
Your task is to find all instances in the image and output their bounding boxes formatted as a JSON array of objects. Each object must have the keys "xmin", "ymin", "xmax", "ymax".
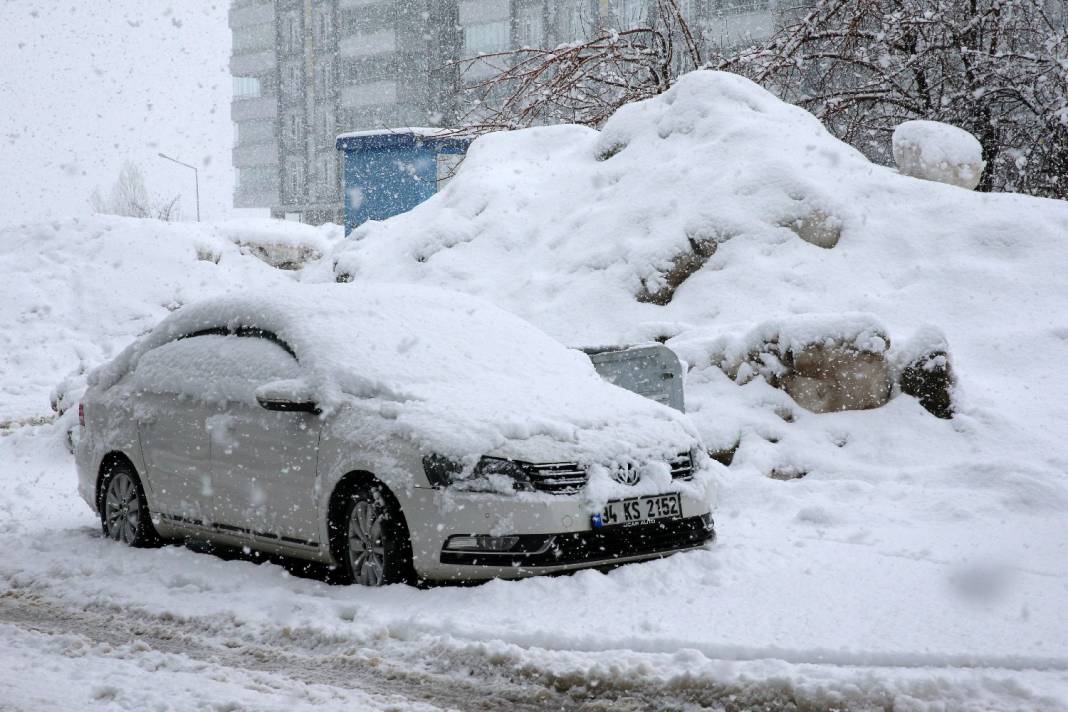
[
  {"xmin": 670, "ymin": 452, "xmax": 695, "ymax": 480},
  {"xmin": 528, "ymin": 452, "xmax": 695, "ymax": 493},
  {"xmin": 528, "ymin": 462, "xmax": 588, "ymax": 494}
]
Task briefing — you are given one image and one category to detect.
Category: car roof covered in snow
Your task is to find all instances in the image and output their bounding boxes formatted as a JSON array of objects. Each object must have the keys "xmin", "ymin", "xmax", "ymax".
[{"xmin": 90, "ymin": 282, "xmax": 698, "ymax": 460}]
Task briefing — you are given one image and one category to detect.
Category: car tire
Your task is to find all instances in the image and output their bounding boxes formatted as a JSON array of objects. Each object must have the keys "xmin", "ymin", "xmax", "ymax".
[
  {"xmin": 337, "ymin": 484, "xmax": 412, "ymax": 586},
  {"xmin": 100, "ymin": 462, "xmax": 161, "ymax": 548}
]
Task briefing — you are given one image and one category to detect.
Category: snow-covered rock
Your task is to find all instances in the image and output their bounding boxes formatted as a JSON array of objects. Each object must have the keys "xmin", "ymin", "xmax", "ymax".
[{"xmin": 892, "ymin": 119, "xmax": 986, "ymax": 189}]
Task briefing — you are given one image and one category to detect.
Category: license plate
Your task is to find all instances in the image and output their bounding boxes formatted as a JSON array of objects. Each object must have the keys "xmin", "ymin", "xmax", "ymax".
[{"xmin": 594, "ymin": 493, "xmax": 682, "ymax": 529}]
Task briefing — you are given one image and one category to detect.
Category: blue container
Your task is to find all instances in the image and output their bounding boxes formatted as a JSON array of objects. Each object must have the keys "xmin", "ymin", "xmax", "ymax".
[{"xmin": 335, "ymin": 128, "xmax": 472, "ymax": 234}]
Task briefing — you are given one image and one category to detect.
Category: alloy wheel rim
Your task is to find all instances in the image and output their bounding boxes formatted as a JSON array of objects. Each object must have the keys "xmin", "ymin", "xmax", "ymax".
[
  {"xmin": 104, "ymin": 473, "xmax": 140, "ymax": 543},
  {"xmin": 347, "ymin": 500, "xmax": 386, "ymax": 586}
]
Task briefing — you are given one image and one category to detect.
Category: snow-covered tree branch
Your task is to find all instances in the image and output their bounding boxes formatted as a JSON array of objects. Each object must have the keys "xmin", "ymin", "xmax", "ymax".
[{"xmin": 454, "ymin": 0, "xmax": 702, "ymax": 132}]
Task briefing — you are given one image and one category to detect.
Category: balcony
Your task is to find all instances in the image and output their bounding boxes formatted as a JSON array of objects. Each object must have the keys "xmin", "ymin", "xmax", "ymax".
[
  {"xmin": 232, "ymin": 142, "xmax": 279, "ymax": 168},
  {"xmin": 231, "ymin": 95, "xmax": 277, "ymax": 121},
  {"xmin": 230, "ymin": 50, "xmax": 276, "ymax": 75}
]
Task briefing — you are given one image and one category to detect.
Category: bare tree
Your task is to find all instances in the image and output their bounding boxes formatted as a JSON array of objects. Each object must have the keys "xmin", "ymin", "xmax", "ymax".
[
  {"xmin": 714, "ymin": 0, "xmax": 1068, "ymax": 198},
  {"xmin": 454, "ymin": 0, "xmax": 702, "ymax": 132},
  {"xmin": 90, "ymin": 161, "xmax": 182, "ymax": 220}
]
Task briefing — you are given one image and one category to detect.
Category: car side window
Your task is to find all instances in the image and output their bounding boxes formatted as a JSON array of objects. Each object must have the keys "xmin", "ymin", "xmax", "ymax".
[{"xmin": 130, "ymin": 333, "xmax": 300, "ymax": 405}]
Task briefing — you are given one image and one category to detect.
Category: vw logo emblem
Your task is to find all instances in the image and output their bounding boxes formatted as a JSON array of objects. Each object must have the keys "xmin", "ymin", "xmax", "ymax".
[{"xmin": 613, "ymin": 464, "xmax": 641, "ymax": 486}]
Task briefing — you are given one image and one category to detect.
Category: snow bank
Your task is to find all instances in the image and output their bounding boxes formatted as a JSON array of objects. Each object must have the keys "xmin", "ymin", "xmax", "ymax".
[
  {"xmin": 211, "ymin": 218, "xmax": 343, "ymax": 270},
  {"xmin": 0, "ymin": 216, "xmax": 300, "ymax": 424},
  {"xmin": 893, "ymin": 119, "xmax": 986, "ymax": 189}
]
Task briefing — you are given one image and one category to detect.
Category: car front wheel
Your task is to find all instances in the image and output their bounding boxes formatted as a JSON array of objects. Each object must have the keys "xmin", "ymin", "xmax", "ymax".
[{"xmin": 340, "ymin": 485, "xmax": 411, "ymax": 586}]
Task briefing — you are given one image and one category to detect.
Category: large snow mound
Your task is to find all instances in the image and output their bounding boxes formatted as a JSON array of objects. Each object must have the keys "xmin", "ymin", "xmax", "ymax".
[{"xmin": 0, "ymin": 216, "xmax": 343, "ymax": 424}]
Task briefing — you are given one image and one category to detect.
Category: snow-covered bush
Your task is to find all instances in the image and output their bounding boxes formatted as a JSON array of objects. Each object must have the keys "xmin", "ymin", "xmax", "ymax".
[{"xmin": 892, "ymin": 121, "xmax": 985, "ymax": 190}]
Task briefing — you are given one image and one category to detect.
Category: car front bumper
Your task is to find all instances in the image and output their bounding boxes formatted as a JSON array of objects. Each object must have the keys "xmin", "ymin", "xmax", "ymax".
[
  {"xmin": 439, "ymin": 512, "xmax": 715, "ymax": 570},
  {"xmin": 402, "ymin": 485, "xmax": 715, "ymax": 581}
]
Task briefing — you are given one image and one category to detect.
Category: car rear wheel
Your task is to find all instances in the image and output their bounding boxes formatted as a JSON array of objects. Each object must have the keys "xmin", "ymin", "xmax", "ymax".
[
  {"xmin": 101, "ymin": 463, "xmax": 160, "ymax": 548},
  {"xmin": 339, "ymin": 485, "xmax": 410, "ymax": 586}
]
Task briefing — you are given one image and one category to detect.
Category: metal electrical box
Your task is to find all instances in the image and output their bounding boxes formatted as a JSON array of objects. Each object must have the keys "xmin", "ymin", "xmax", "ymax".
[{"xmin": 335, "ymin": 128, "xmax": 472, "ymax": 235}]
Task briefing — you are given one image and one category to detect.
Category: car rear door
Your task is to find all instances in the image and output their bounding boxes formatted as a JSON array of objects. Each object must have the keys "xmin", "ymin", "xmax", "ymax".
[{"xmin": 129, "ymin": 335, "xmax": 226, "ymax": 526}]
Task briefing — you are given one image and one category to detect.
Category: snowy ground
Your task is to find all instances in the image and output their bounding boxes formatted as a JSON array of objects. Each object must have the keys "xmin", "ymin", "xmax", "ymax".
[
  {"xmin": 2, "ymin": 421, "xmax": 1066, "ymax": 710},
  {"xmin": 3, "ymin": 73, "xmax": 1068, "ymax": 710}
]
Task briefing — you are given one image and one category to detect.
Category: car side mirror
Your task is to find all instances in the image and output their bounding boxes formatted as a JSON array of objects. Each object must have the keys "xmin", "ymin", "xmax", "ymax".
[{"xmin": 255, "ymin": 379, "xmax": 320, "ymax": 414}]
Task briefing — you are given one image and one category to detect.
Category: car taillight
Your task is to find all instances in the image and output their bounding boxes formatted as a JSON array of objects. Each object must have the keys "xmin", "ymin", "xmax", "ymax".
[{"xmin": 78, "ymin": 402, "xmax": 85, "ymax": 428}]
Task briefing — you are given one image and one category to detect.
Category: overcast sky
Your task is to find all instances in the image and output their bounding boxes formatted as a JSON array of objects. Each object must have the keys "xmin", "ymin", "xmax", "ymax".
[{"xmin": 0, "ymin": 2, "xmax": 237, "ymax": 226}]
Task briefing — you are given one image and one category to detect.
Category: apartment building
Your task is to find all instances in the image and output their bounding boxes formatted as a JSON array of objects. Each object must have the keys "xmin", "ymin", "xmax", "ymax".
[{"xmin": 230, "ymin": 0, "xmax": 773, "ymax": 224}]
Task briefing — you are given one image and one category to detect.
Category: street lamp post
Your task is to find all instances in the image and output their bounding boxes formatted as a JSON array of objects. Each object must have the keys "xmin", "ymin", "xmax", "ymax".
[{"xmin": 158, "ymin": 152, "xmax": 200, "ymax": 222}]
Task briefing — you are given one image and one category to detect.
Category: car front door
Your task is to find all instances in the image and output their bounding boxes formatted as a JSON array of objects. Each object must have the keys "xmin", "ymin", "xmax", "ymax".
[{"xmin": 205, "ymin": 332, "xmax": 322, "ymax": 547}]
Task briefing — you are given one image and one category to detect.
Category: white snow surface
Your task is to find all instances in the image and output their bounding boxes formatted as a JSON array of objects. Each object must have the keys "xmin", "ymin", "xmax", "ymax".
[
  {"xmin": 892, "ymin": 119, "xmax": 986, "ymax": 189},
  {"xmin": 2, "ymin": 71, "xmax": 1068, "ymax": 708}
]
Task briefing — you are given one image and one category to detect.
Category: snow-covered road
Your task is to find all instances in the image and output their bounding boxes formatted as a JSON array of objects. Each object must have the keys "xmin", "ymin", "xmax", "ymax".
[
  {"xmin": 4, "ymin": 553, "xmax": 1066, "ymax": 712},
  {"xmin": 2, "ymin": 422, "xmax": 1066, "ymax": 711}
]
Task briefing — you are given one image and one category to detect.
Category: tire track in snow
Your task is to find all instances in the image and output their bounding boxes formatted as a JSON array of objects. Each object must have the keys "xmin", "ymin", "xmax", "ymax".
[
  {"xmin": 0, "ymin": 588, "xmax": 908, "ymax": 712},
  {"xmin": 5, "ymin": 586, "xmax": 1065, "ymax": 712}
]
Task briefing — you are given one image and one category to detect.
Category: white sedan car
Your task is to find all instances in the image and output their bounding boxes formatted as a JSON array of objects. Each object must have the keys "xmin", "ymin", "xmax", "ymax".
[{"xmin": 76, "ymin": 283, "xmax": 715, "ymax": 585}]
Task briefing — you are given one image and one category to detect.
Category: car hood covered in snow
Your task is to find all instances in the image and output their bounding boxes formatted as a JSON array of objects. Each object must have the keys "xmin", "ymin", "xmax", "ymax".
[{"xmin": 89, "ymin": 282, "xmax": 700, "ymax": 465}]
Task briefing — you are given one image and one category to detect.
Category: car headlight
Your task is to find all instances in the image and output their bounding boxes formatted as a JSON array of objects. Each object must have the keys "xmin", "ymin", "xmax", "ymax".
[{"xmin": 422, "ymin": 455, "xmax": 534, "ymax": 493}]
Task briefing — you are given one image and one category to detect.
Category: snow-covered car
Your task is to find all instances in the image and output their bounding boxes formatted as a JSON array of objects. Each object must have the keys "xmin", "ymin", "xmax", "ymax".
[{"xmin": 75, "ymin": 283, "xmax": 715, "ymax": 585}]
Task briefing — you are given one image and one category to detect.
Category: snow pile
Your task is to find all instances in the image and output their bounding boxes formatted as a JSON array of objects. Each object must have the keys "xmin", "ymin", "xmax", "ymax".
[
  {"xmin": 325, "ymin": 72, "xmax": 881, "ymax": 328},
  {"xmin": 212, "ymin": 218, "xmax": 342, "ymax": 270},
  {"xmin": 893, "ymin": 119, "xmax": 986, "ymax": 189},
  {"xmin": 0, "ymin": 216, "xmax": 301, "ymax": 424},
  {"xmin": 93, "ymin": 283, "xmax": 700, "ymax": 462}
]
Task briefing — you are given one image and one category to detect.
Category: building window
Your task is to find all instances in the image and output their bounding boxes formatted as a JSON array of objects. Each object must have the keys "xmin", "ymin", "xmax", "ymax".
[
  {"xmin": 233, "ymin": 76, "xmax": 262, "ymax": 98},
  {"xmin": 340, "ymin": 80, "xmax": 398, "ymax": 108},
  {"xmin": 319, "ymin": 155, "xmax": 335, "ymax": 196},
  {"xmin": 235, "ymin": 166, "xmax": 276, "ymax": 192},
  {"xmin": 315, "ymin": 61, "xmax": 333, "ymax": 96},
  {"xmin": 289, "ymin": 114, "xmax": 302, "ymax": 142},
  {"xmin": 517, "ymin": 7, "xmax": 544, "ymax": 47},
  {"xmin": 233, "ymin": 122, "xmax": 240, "ymax": 145},
  {"xmin": 339, "ymin": 29, "xmax": 397, "ymax": 57},
  {"xmin": 286, "ymin": 63, "xmax": 301, "ymax": 95},
  {"xmin": 614, "ymin": 0, "xmax": 646, "ymax": 27},
  {"xmin": 464, "ymin": 21, "xmax": 510, "ymax": 55},
  {"xmin": 285, "ymin": 16, "xmax": 300, "ymax": 52},
  {"xmin": 288, "ymin": 164, "xmax": 304, "ymax": 201},
  {"xmin": 321, "ymin": 110, "xmax": 333, "ymax": 142},
  {"xmin": 558, "ymin": 4, "xmax": 588, "ymax": 42},
  {"xmin": 317, "ymin": 11, "xmax": 331, "ymax": 41}
]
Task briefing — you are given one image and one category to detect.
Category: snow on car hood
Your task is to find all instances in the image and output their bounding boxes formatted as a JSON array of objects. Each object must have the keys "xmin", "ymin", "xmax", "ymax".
[{"xmin": 90, "ymin": 282, "xmax": 700, "ymax": 463}]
